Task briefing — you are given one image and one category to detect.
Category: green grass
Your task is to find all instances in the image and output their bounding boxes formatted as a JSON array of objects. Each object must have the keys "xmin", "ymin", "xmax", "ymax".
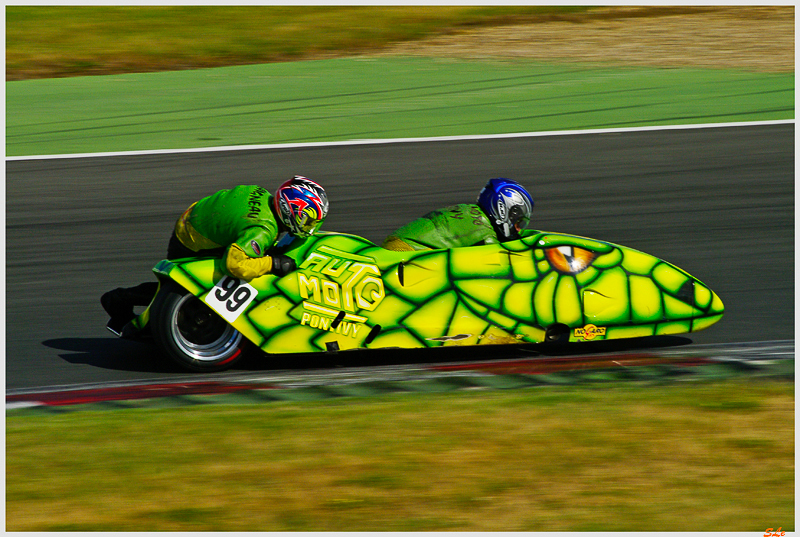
[
  {"xmin": 6, "ymin": 6, "xmax": 595, "ymax": 80},
  {"xmin": 7, "ymin": 59, "xmax": 793, "ymax": 157},
  {"xmin": 7, "ymin": 379, "xmax": 794, "ymax": 531}
]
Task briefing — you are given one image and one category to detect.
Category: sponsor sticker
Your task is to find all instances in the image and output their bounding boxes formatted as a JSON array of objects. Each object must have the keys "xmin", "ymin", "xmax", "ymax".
[
  {"xmin": 574, "ymin": 324, "xmax": 607, "ymax": 341},
  {"xmin": 281, "ymin": 246, "xmax": 386, "ymax": 339}
]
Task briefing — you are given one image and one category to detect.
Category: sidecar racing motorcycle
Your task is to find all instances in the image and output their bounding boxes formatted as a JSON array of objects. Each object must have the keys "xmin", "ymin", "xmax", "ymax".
[{"xmin": 110, "ymin": 229, "xmax": 724, "ymax": 372}]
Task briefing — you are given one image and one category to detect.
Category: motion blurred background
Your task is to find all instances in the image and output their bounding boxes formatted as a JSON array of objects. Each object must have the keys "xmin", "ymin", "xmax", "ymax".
[
  {"xmin": 7, "ymin": 6, "xmax": 793, "ymax": 80},
  {"xmin": 6, "ymin": 5, "xmax": 794, "ymax": 532}
]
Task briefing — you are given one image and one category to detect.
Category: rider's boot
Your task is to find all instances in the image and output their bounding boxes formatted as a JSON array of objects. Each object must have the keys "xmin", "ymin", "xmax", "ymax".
[
  {"xmin": 101, "ymin": 282, "xmax": 159, "ymax": 333},
  {"xmin": 123, "ymin": 281, "xmax": 159, "ymax": 306}
]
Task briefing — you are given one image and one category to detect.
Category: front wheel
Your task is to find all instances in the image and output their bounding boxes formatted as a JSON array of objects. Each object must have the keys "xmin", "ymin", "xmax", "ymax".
[{"xmin": 150, "ymin": 281, "xmax": 245, "ymax": 372}]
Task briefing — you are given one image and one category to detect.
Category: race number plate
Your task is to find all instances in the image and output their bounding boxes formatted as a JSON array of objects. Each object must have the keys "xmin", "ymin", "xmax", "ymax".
[{"xmin": 204, "ymin": 276, "xmax": 258, "ymax": 323}]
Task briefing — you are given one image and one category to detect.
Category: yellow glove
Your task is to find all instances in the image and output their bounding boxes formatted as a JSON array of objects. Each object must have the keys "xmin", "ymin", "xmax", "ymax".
[
  {"xmin": 225, "ymin": 244, "xmax": 273, "ymax": 281},
  {"xmin": 224, "ymin": 244, "xmax": 297, "ymax": 281}
]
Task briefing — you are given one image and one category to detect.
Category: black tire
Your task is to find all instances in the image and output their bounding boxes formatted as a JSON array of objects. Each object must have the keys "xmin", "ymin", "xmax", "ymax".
[{"xmin": 150, "ymin": 281, "xmax": 245, "ymax": 372}]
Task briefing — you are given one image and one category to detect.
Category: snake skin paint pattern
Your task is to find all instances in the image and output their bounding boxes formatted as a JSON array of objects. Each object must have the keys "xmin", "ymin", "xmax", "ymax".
[{"xmin": 153, "ymin": 230, "xmax": 724, "ymax": 355}]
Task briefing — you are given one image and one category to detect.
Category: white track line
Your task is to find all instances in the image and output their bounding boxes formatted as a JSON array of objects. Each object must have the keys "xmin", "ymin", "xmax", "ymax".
[{"xmin": 6, "ymin": 120, "xmax": 794, "ymax": 162}]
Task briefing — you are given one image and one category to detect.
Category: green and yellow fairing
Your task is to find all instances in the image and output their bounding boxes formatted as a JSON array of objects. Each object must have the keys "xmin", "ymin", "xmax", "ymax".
[{"xmin": 152, "ymin": 230, "xmax": 724, "ymax": 355}]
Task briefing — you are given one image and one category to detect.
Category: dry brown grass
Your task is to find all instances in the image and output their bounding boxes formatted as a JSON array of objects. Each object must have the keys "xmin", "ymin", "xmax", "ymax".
[
  {"xmin": 376, "ymin": 6, "xmax": 794, "ymax": 73},
  {"xmin": 7, "ymin": 379, "xmax": 794, "ymax": 531}
]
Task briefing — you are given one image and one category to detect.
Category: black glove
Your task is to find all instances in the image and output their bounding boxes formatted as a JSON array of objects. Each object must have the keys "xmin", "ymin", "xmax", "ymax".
[{"xmin": 270, "ymin": 254, "xmax": 296, "ymax": 277}]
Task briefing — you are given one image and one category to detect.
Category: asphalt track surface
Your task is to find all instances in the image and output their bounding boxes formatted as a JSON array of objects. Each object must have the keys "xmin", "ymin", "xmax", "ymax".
[{"xmin": 6, "ymin": 123, "xmax": 794, "ymax": 391}]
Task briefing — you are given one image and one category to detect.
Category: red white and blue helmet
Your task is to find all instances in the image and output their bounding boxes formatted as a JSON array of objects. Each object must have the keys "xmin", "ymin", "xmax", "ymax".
[
  {"xmin": 274, "ymin": 176, "xmax": 329, "ymax": 237},
  {"xmin": 477, "ymin": 178, "xmax": 534, "ymax": 242}
]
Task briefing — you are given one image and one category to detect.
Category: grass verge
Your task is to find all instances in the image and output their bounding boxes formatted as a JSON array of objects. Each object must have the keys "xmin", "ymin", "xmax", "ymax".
[
  {"xmin": 7, "ymin": 58, "xmax": 793, "ymax": 157},
  {"xmin": 6, "ymin": 6, "xmax": 595, "ymax": 80},
  {"xmin": 7, "ymin": 378, "xmax": 794, "ymax": 531}
]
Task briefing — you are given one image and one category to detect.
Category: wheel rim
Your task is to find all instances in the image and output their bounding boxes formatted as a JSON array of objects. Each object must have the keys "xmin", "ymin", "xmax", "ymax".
[{"xmin": 169, "ymin": 294, "xmax": 242, "ymax": 362}]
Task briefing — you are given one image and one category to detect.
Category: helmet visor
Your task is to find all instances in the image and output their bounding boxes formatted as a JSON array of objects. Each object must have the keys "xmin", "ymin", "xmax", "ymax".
[
  {"xmin": 507, "ymin": 205, "xmax": 530, "ymax": 239},
  {"xmin": 296, "ymin": 211, "xmax": 324, "ymax": 237}
]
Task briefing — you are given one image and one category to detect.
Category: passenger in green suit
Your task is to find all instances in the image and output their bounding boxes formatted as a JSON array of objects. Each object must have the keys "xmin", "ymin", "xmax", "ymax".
[
  {"xmin": 382, "ymin": 178, "xmax": 534, "ymax": 251},
  {"xmin": 101, "ymin": 176, "xmax": 329, "ymax": 333}
]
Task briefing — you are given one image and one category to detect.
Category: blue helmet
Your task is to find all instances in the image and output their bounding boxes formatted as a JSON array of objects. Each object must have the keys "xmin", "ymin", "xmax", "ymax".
[{"xmin": 477, "ymin": 178, "xmax": 534, "ymax": 242}]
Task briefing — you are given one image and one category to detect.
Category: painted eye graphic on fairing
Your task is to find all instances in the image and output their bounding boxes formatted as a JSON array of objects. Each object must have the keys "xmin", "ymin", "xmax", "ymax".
[{"xmin": 545, "ymin": 245, "xmax": 598, "ymax": 274}]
